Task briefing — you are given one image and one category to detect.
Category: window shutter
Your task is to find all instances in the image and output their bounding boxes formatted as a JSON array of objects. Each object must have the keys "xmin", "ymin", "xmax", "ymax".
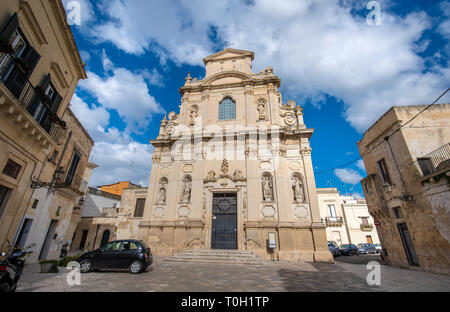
[
  {"xmin": 51, "ymin": 93, "xmax": 62, "ymax": 114},
  {"xmin": 41, "ymin": 73, "xmax": 51, "ymax": 90},
  {"xmin": 0, "ymin": 13, "xmax": 19, "ymax": 42},
  {"xmin": 21, "ymin": 45, "xmax": 40, "ymax": 78}
]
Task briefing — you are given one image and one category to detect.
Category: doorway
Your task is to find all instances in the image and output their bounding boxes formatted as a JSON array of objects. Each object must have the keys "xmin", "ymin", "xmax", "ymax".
[
  {"xmin": 397, "ymin": 223, "xmax": 419, "ymax": 266},
  {"xmin": 211, "ymin": 193, "xmax": 237, "ymax": 249},
  {"xmin": 366, "ymin": 235, "xmax": 373, "ymax": 244},
  {"xmin": 39, "ymin": 220, "xmax": 58, "ymax": 260},
  {"xmin": 100, "ymin": 229, "xmax": 110, "ymax": 248}
]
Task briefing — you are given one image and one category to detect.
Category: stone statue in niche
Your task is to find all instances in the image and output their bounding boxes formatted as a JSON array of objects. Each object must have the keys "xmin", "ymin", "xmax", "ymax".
[
  {"xmin": 257, "ymin": 100, "xmax": 266, "ymax": 120},
  {"xmin": 182, "ymin": 177, "xmax": 192, "ymax": 203},
  {"xmin": 190, "ymin": 106, "xmax": 198, "ymax": 125},
  {"xmin": 262, "ymin": 175, "xmax": 273, "ymax": 202},
  {"xmin": 293, "ymin": 176, "xmax": 304, "ymax": 202},
  {"xmin": 158, "ymin": 187, "xmax": 167, "ymax": 204}
]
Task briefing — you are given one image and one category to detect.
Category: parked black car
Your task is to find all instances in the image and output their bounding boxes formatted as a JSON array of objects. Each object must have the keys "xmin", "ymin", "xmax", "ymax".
[
  {"xmin": 339, "ymin": 244, "xmax": 359, "ymax": 256},
  {"xmin": 328, "ymin": 242, "xmax": 341, "ymax": 257},
  {"xmin": 78, "ymin": 240, "xmax": 152, "ymax": 274}
]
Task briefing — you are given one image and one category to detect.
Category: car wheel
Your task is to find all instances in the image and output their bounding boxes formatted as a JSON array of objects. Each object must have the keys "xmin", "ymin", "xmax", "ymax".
[
  {"xmin": 60, "ymin": 249, "xmax": 67, "ymax": 258},
  {"xmin": 129, "ymin": 260, "xmax": 143, "ymax": 274},
  {"xmin": 80, "ymin": 259, "xmax": 92, "ymax": 273}
]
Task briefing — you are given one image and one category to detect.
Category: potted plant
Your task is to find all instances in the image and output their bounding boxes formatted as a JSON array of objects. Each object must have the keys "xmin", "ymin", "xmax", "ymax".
[{"xmin": 39, "ymin": 260, "xmax": 59, "ymax": 273}]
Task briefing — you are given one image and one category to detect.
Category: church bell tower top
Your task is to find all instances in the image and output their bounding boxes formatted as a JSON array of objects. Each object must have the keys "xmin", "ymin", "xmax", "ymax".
[{"xmin": 203, "ymin": 48, "xmax": 255, "ymax": 78}]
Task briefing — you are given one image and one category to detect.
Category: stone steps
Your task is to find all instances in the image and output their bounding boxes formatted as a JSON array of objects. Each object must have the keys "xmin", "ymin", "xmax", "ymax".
[{"xmin": 164, "ymin": 249, "xmax": 263, "ymax": 265}]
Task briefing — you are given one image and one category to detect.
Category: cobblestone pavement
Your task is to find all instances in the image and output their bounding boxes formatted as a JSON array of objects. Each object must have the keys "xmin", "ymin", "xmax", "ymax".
[{"xmin": 16, "ymin": 255, "xmax": 450, "ymax": 292}]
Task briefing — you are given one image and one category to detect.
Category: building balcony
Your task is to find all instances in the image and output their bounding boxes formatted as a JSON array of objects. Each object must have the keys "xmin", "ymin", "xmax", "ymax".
[
  {"xmin": 410, "ymin": 143, "xmax": 450, "ymax": 181},
  {"xmin": 55, "ymin": 174, "xmax": 88, "ymax": 197},
  {"xmin": 324, "ymin": 216, "xmax": 344, "ymax": 227},
  {"xmin": 360, "ymin": 224, "xmax": 374, "ymax": 231},
  {"xmin": 0, "ymin": 53, "xmax": 63, "ymax": 147}
]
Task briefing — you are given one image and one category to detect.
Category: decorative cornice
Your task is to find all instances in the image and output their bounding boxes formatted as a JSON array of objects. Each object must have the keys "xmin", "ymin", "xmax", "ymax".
[{"xmin": 19, "ymin": 1, "xmax": 48, "ymax": 45}]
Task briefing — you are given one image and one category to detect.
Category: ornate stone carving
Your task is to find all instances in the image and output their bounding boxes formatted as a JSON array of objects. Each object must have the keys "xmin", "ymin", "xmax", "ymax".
[
  {"xmin": 205, "ymin": 170, "xmax": 216, "ymax": 181},
  {"xmin": 201, "ymin": 90, "xmax": 210, "ymax": 101},
  {"xmin": 292, "ymin": 175, "xmax": 305, "ymax": 203},
  {"xmin": 262, "ymin": 205, "xmax": 276, "ymax": 217},
  {"xmin": 233, "ymin": 169, "xmax": 244, "ymax": 180},
  {"xmin": 257, "ymin": 98, "xmax": 267, "ymax": 120},
  {"xmin": 182, "ymin": 164, "xmax": 194, "ymax": 173},
  {"xmin": 152, "ymin": 155, "xmax": 161, "ymax": 163},
  {"xmin": 301, "ymin": 146, "xmax": 312, "ymax": 156},
  {"xmin": 294, "ymin": 205, "xmax": 310, "ymax": 219},
  {"xmin": 177, "ymin": 206, "xmax": 190, "ymax": 217},
  {"xmin": 262, "ymin": 174, "xmax": 274, "ymax": 202},
  {"xmin": 189, "ymin": 105, "xmax": 199, "ymax": 125},
  {"xmin": 153, "ymin": 207, "xmax": 164, "ymax": 218},
  {"xmin": 182, "ymin": 175, "xmax": 192, "ymax": 203},
  {"xmin": 221, "ymin": 159, "xmax": 229, "ymax": 173},
  {"xmin": 158, "ymin": 186, "xmax": 167, "ymax": 204},
  {"xmin": 244, "ymin": 85, "xmax": 254, "ymax": 96}
]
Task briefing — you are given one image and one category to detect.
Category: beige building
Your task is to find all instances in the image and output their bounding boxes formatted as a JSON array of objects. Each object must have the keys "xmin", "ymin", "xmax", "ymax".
[
  {"xmin": 72, "ymin": 186, "xmax": 147, "ymax": 252},
  {"xmin": 358, "ymin": 104, "xmax": 450, "ymax": 275},
  {"xmin": 340, "ymin": 195, "xmax": 380, "ymax": 246},
  {"xmin": 128, "ymin": 49, "xmax": 332, "ymax": 262},
  {"xmin": 0, "ymin": 0, "xmax": 90, "ymax": 261},
  {"xmin": 317, "ymin": 188, "xmax": 380, "ymax": 246}
]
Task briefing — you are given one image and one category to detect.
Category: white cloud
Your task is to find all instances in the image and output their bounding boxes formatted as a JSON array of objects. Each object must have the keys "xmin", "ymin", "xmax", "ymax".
[
  {"xmin": 356, "ymin": 159, "xmax": 366, "ymax": 172},
  {"xmin": 62, "ymin": 0, "xmax": 95, "ymax": 26},
  {"xmin": 335, "ymin": 168, "xmax": 364, "ymax": 185},
  {"xmin": 78, "ymin": 63, "xmax": 165, "ymax": 133},
  {"xmin": 89, "ymin": 141, "xmax": 153, "ymax": 187},
  {"xmin": 71, "ymin": 93, "xmax": 153, "ymax": 187},
  {"xmin": 84, "ymin": 0, "xmax": 449, "ymax": 132}
]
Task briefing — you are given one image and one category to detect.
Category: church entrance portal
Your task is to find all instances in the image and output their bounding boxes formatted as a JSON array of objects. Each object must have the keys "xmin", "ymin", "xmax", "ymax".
[{"xmin": 211, "ymin": 193, "xmax": 237, "ymax": 249}]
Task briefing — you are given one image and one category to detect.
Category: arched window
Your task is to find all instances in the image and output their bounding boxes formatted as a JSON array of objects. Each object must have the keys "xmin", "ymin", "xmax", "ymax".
[{"xmin": 219, "ymin": 98, "xmax": 236, "ymax": 120}]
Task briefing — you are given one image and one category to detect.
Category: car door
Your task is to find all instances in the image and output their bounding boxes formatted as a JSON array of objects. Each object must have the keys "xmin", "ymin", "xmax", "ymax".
[
  {"xmin": 116, "ymin": 241, "xmax": 139, "ymax": 268},
  {"xmin": 96, "ymin": 241, "xmax": 122, "ymax": 268}
]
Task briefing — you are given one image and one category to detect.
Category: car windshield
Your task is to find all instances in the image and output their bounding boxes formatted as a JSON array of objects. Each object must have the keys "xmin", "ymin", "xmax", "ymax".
[{"xmin": 340, "ymin": 245, "xmax": 350, "ymax": 248}]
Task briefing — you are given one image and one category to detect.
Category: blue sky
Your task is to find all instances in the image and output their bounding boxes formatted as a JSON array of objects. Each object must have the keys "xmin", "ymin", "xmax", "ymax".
[{"xmin": 63, "ymin": 0, "xmax": 450, "ymax": 197}]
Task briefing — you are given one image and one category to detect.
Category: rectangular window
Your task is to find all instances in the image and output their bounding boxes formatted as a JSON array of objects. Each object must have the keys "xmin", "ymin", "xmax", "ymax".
[
  {"xmin": 0, "ymin": 185, "xmax": 11, "ymax": 219},
  {"xmin": 417, "ymin": 157, "xmax": 434, "ymax": 176},
  {"xmin": 2, "ymin": 159, "xmax": 22, "ymax": 179},
  {"xmin": 64, "ymin": 151, "xmax": 81, "ymax": 186},
  {"xmin": 134, "ymin": 198, "xmax": 146, "ymax": 217},
  {"xmin": 327, "ymin": 205, "xmax": 337, "ymax": 219},
  {"xmin": 392, "ymin": 207, "xmax": 403, "ymax": 219},
  {"xmin": 31, "ymin": 199, "xmax": 39, "ymax": 209},
  {"xmin": 0, "ymin": 14, "xmax": 40, "ymax": 98},
  {"xmin": 377, "ymin": 158, "xmax": 392, "ymax": 186},
  {"xmin": 361, "ymin": 217, "xmax": 369, "ymax": 226}
]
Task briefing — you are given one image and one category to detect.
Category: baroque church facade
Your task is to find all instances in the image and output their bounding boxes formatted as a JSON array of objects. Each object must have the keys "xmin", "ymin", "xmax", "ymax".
[{"xmin": 134, "ymin": 49, "xmax": 332, "ymax": 262}]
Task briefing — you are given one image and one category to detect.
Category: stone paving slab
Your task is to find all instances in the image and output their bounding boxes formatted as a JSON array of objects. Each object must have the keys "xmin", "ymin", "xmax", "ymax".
[{"xmin": 15, "ymin": 256, "xmax": 450, "ymax": 292}]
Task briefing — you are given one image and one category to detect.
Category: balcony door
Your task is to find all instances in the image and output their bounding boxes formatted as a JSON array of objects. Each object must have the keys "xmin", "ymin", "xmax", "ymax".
[{"xmin": 64, "ymin": 151, "xmax": 81, "ymax": 186}]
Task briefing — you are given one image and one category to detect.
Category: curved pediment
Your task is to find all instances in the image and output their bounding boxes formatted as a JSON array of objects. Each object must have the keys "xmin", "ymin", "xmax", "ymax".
[{"xmin": 202, "ymin": 71, "xmax": 254, "ymax": 86}]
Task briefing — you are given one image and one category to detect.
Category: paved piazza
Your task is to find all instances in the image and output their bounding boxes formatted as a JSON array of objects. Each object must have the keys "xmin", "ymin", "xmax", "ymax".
[{"xmin": 17, "ymin": 255, "xmax": 450, "ymax": 292}]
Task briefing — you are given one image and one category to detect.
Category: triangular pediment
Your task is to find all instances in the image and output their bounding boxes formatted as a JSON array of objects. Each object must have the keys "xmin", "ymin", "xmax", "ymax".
[{"xmin": 203, "ymin": 48, "xmax": 254, "ymax": 64}]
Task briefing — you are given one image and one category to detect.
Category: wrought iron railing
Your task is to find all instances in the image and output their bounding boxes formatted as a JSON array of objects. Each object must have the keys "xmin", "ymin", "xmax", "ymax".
[
  {"xmin": 0, "ymin": 52, "xmax": 59, "ymax": 139},
  {"xmin": 56, "ymin": 174, "xmax": 88, "ymax": 194},
  {"xmin": 324, "ymin": 216, "xmax": 344, "ymax": 227},
  {"xmin": 410, "ymin": 143, "xmax": 450, "ymax": 178},
  {"xmin": 360, "ymin": 224, "xmax": 374, "ymax": 231}
]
